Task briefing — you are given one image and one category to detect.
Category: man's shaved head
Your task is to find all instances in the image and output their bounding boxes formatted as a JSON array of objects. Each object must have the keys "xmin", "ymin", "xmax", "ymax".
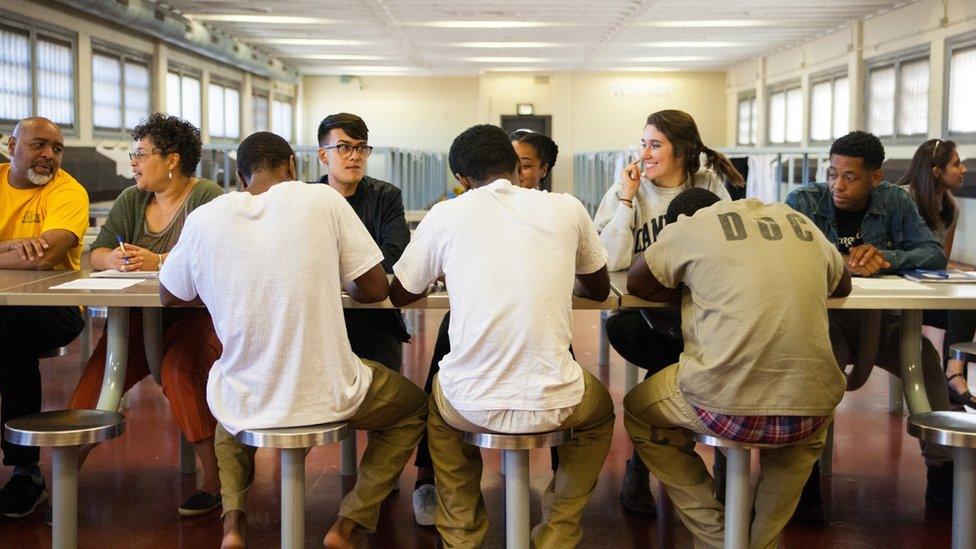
[{"xmin": 7, "ymin": 117, "xmax": 64, "ymax": 188}]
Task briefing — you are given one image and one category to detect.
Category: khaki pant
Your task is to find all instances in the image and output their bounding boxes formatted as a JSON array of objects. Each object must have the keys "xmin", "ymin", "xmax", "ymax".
[
  {"xmin": 428, "ymin": 369, "xmax": 614, "ymax": 549},
  {"xmin": 214, "ymin": 359, "xmax": 427, "ymax": 531},
  {"xmin": 623, "ymin": 363, "xmax": 830, "ymax": 549}
]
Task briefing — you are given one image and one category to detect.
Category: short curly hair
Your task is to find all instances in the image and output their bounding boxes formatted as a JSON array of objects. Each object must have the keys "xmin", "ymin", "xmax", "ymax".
[
  {"xmin": 130, "ymin": 113, "xmax": 202, "ymax": 177},
  {"xmin": 449, "ymin": 124, "xmax": 518, "ymax": 184},
  {"xmin": 830, "ymin": 130, "xmax": 885, "ymax": 171},
  {"xmin": 237, "ymin": 131, "xmax": 294, "ymax": 179}
]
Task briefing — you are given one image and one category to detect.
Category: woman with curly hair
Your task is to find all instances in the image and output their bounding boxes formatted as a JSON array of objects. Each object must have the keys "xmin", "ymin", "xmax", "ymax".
[
  {"xmin": 69, "ymin": 113, "xmax": 225, "ymax": 516},
  {"xmin": 510, "ymin": 129, "xmax": 558, "ymax": 190}
]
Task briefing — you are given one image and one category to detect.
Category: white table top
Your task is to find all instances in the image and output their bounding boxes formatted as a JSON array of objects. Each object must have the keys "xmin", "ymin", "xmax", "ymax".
[
  {"xmin": 609, "ymin": 271, "xmax": 976, "ymax": 310},
  {"xmin": 0, "ymin": 270, "xmax": 619, "ymax": 310}
]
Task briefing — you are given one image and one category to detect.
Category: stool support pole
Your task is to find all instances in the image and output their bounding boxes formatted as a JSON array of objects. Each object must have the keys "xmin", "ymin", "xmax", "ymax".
[
  {"xmin": 598, "ymin": 311, "xmax": 609, "ymax": 366},
  {"xmin": 340, "ymin": 436, "xmax": 357, "ymax": 476},
  {"xmin": 280, "ymin": 448, "xmax": 305, "ymax": 549},
  {"xmin": 624, "ymin": 362, "xmax": 640, "ymax": 392},
  {"xmin": 180, "ymin": 433, "xmax": 197, "ymax": 474},
  {"xmin": 724, "ymin": 447, "xmax": 751, "ymax": 549},
  {"xmin": 52, "ymin": 446, "xmax": 79, "ymax": 549},
  {"xmin": 953, "ymin": 448, "xmax": 976, "ymax": 549},
  {"xmin": 504, "ymin": 449, "xmax": 530, "ymax": 549}
]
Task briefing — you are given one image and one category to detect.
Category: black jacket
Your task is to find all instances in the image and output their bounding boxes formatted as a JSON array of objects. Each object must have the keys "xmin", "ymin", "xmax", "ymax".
[{"xmin": 314, "ymin": 175, "xmax": 411, "ymax": 342}]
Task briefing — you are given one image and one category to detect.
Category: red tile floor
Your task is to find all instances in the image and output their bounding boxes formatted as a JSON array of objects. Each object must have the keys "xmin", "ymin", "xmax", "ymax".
[{"xmin": 0, "ymin": 310, "xmax": 954, "ymax": 547}]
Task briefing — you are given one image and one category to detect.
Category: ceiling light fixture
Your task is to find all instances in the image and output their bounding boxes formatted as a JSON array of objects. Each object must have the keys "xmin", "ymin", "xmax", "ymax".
[
  {"xmin": 639, "ymin": 19, "xmax": 784, "ymax": 28},
  {"xmin": 285, "ymin": 54, "xmax": 385, "ymax": 61},
  {"xmin": 452, "ymin": 41, "xmax": 565, "ymax": 48},
  {"xmin": 636, "ymin": 41, "xmax": 747, "ymax": 48},
  {"xmin": 246, "ymin": 38, "xmax": 367, "ymax": 46},
  {"xmin": 408, "ymin": 21, "xmax": 559, "ymax": 29},
  {"xmin": 185, "ymin": 14, "xmax": 336, "ymax": 24},
  {"xmin": 626, "ymin": 56, "xmax": 710, "ymax": 62},
  {"xmin": 464, "ymin": 57, "xmax": 548, "ymax": 63}
]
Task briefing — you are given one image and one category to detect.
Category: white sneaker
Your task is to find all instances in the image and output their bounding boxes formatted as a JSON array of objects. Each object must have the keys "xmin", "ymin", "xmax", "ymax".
[{"xmin": 412, "ymin": 483, "xmax": 437, "ymax": 526}]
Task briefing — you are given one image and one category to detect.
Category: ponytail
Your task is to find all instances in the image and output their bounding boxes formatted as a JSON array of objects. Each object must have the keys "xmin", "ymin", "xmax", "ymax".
[{"xmin": 702, "ymin": 146, "xmax": 744, "ymax": 187}]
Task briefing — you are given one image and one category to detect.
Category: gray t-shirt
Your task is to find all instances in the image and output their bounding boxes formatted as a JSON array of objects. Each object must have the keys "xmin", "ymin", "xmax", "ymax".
[
  {"xmin": 92, "ymin": 179, "xmax": 224, "ymax": 254},
  {"xmin": 645, "ymin": 199, "xmax": 847, "ymax": 416}
]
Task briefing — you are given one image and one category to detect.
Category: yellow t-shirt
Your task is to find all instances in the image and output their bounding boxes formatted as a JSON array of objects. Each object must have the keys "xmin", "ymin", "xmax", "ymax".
[{"xmin": 0, "ymin": 164, "xmax": 89, "ymax": 271}]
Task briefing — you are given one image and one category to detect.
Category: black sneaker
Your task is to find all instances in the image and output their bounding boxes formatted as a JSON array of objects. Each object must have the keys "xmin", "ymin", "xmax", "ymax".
[
  {"xmin": 620, "ymin": 459, "xmax": 657, "ymax": 516},
  {"xmin": 0, "ymin": 474, "xmax": 48, "ymax": 518},
  {"xmin": 178, "ymin": 491, "xmax": 221, "ymax": 516}
]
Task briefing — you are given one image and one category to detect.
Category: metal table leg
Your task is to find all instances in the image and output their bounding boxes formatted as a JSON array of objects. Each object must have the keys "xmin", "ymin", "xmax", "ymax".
[
  {"xmin": 52, "ymin": 446, "xmax": 79, "ymax": 549},
  {"xmin": 598, "ymin": 311, "xmax": 609, "ymax": 366},
  {"xmin": 340, "ymin": 436, "xmax": 357, "ymax": 476},
  {"xmin": 281, "ymin": 447, "xmax": 305, "ymax": 549},
  {"xmin": 504, "ymin": 449, "xmax": 530, "ymax": 549},
  {"xmin": 96, "ymin": 307, "xmax": 129, "ymax": 412},
  {"xmin": 725, "ymin": 447, "xmax": 751, "ymax": 549},
  {"xmin": 898, "ymin": 310, "xmax": 932, "ymax": 414},
  {"xmin": 625, "ymin": 362, "xmax": 640, "ymax": 392},
  {"xmin": 888, "ymin": 375, "xmax": 905, "ymax": 416}
]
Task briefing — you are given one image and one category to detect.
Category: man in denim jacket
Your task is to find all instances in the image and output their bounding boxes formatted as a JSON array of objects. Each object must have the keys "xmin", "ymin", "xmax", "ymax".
[{"xmin": 786, "ymin": 130, "xmax": 953, "ymax": 516}]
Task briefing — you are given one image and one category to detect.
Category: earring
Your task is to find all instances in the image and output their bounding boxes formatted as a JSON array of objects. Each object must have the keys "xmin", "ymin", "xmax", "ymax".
[{"xmin": 168, "ymin": 171, "xmax": 172, "ymax": 180}]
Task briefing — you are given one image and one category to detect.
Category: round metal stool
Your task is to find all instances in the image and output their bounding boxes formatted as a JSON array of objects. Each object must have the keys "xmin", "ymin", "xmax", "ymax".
[
  {"xmin": 692, "ymin": 432, "xmax": 788, "ymax": 549},
  {"xmin": 463, "ymin": 429, "xmax": 572, "ymax": 549},
  {"xmin": 950, "ymin": 342, "xmax": 976, "ymax": 362},
  {"xmin": 38, "ymin": 346, "xmax": 69, "ymax": 359},
  {"xmin": 236, "ymin": 423, "xmax": 350, "ymax": 549},
  {"xmin": 908, "ymin": 411, "xmax": 976, "ymax": 549},
  {"xmin": 4, "ymin": 410, "xmax": 124, "ymax": 549}
]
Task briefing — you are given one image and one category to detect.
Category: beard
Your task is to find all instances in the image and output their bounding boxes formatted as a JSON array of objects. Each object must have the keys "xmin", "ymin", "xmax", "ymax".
[{"xmin": 26, "ymin": 168, "xmax": 54, "ymax": 186}]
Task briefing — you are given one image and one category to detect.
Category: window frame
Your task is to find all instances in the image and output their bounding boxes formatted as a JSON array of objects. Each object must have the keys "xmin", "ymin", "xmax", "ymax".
[
  {"xmin": 271, "ymin": 95, "xmax": 294, "ymax": 143},
  {"xmin": 736, "ymin": 91, "xmax": 757, "ymax": 146},
  {"xmin": 251, "ymin": 88, "xmax": 270, "ymax": 133},
  {"xmin": 807, "ymin": 68, "xmax": 848, "ymax": 145},
  {"xmin": 0, "ymin": 11, "xmax": 78, "ymax": 136},
  {"xmin": 864, "ymin": 45, "xmax": 931, "ymax": 144},
  {"xmin": 943, "ymin": 31, "xmax": 976, "ymax": 141},
  {"xmin": 91, "ymin": 40, "xmax": 151, "ymax": 138},
  {"xmin": 165, "ymin": 63, "xmax": 203, "ymax": 128},
  {"xmin": 207, "ymin": 76, "xmax": 241, "ymax": 142},
  {"xmin": 766, "ymin": 79, "xmax": 802, "ymax": 146}
]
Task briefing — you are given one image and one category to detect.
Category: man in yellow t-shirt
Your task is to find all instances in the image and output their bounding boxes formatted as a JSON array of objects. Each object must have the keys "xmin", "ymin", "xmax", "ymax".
[{"xmin": 0, "ymin": 117, "xmax": 87, "ymax": 519}]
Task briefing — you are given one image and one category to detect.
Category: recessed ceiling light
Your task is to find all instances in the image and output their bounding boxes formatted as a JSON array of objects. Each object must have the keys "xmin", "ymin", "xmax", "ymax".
[
  {"xmin": 408, "ymin": 21, "xmax": 560, "ymax": 28},
  {"xmin": 638, "ymin": 20, "xmax": 780, "ymax": 27},
  {"xmin": 603, "ymin": 67, "xmax": 689, "ymax": 72},
  {"xmin": 626, "ymin": 56, "xmax": 710, "ymax": 62},
  {"xmin": 452, "ymin": 42, "xmax": 565, "ymax": 48},
  {"xmin": 246, "ymin": 38, "xmax": 367, "ymax": 46},
  {"xmin": 185, "ymin": 14, "xmax": 336, "ymax": 24},
  {"xmin": 636, "ymin": 41, "xmax": 746, "ymax": 48},
  {"xmin": 464, "ymin": 57, "xmax": 548, "ymax": 63},
  {"xmin": 299, "ymin": 66, "xmax": 428, "ymax": 76},
  {"xmin": 481, "ymin": 67, "xmax": 550, "ymax": 73},
  {"xmin": 285, "ymin": 54, "xmax": 385, "ymax": 61}
]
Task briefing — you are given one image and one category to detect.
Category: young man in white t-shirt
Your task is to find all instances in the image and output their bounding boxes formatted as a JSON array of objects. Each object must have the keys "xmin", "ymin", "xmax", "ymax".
[
  {"xmin": 390, "ymin": 124, "xmax": 615, "ymax": 548},
  {"xmin": 159, "ymin": 132, "xmax": 427, "ymax": 549}
]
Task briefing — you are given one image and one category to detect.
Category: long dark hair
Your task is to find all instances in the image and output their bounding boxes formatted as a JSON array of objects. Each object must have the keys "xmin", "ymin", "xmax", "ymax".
[
  {"xmin": 645, "ymin": 109, "xmax": 744, "ymax": 187},
  {"xmin": 897, "ymin": 138, "xmax": 958, "ymax": 231},
  {"xmin": 510, "ymin": 130, "xmax": 559, "ymax": 172}
]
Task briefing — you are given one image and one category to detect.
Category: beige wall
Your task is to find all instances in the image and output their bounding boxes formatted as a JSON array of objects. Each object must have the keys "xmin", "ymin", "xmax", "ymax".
[{"xmin": 302, "ymin": 71, "xmax": 728, "ymax": 194}]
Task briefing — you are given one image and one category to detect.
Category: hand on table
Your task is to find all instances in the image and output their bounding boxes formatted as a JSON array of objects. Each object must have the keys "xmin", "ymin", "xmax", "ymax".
[
  {"xmin": 3, "ymin": 237, "xmax": 50, "ymax": 261},
  {"xmin": 111, "ymin": 243, "xmax": 157, "ymax": 272},
  {"xmin": 845, "ymin": 244, "xmax": 890, "ymax": 277}
]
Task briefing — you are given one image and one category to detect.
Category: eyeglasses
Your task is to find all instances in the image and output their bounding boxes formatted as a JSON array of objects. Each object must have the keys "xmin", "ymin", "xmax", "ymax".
[
  {"xmin": 128, "ymin": 148, "xmax": 162, "ymax": 162},
  {"xmin": 321, "ymin": 143, "xmax": 373, "ymax": 158}
]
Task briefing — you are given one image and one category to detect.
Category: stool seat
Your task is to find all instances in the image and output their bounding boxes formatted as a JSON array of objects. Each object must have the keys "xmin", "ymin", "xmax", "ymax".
[
  {"xmin": 463, "ymin": 429, "xmax": 572, "ymax": 450},
  {"xmin": 950, "ymin": 342, "xmax": 976, "ymax": 362},
  {"xmin": 235, "ymin": 422, "xmax": 350, "ymax": 449},
  {"xmin": 692, "ymin": 431, "xmax": 788, "ymax": 450},
  {"xmin": 908, "ymin": 411, "xmax": 976, "ymax": 448},
  {"xmin": 37, "ymin": 346, "xmax": 69, "ymax": 359},
  {"xmin": 5, "ymin": 410, "xmax": 124, "ymax": 447}
]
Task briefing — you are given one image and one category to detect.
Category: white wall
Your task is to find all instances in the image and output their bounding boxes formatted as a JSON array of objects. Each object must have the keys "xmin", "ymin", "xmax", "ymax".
[
  {"xmin": 302, "ymin": 71, "xmax": 728, "ymax": 194},
  {"xmin": 725, "ymin": 0, "xmax": 976, "ymax": 263}
]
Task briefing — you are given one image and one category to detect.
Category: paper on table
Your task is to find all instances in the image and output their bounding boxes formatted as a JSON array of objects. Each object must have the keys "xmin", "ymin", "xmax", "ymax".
[
  {"xmin": 50, "ymin": 278, "xmax": 144, "ymax": 290},
  {"xmin": 89, "ymin": 269, "xmax": 157, "ymax": 279},
  {"xmin": 852, "ymin": 277, "xmax": 934, "ymax": 291}
]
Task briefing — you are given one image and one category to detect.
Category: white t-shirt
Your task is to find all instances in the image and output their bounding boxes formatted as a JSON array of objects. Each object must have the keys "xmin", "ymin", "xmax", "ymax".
[
  {"xmin": 393, "ymin": 179, "xmax": 608, "ymax": 417},
  {"xmin": 593, "ymin": 170, "xmax": 731, "ymax": 271},
  {"xmin": 160, "ymin": 180, "xmax": 384, "ymax": 435}
]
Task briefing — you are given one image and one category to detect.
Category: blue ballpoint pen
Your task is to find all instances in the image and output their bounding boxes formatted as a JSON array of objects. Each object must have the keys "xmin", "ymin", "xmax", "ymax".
[{"xmin": 916, "ymin": 269, "xmax": 949, "ymax": 279}]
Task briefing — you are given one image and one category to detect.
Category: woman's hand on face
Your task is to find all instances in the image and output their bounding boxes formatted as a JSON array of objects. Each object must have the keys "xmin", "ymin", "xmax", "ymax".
[{"xmin": 620, "ymin": 161, "xmax": 642, "ymax": 201}]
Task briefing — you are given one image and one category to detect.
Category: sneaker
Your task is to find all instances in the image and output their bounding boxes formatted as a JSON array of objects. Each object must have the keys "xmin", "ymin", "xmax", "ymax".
[
  {"xmin": 413, "ymin": 483, "xmax": 437, "ymax": 526},
  {"xmin": 620, "ymin": 459, "xmax": 656, "ymax": 516},
  {"xmin": 0, "ymin": 474, "xmax": 48, "ymax": 518},
  {"xmin": 178, "ymin": 490, "xmax": 221, "ymax": 516}
]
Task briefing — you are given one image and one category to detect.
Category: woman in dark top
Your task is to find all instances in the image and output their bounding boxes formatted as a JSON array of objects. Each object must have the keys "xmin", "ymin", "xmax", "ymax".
[
  {"xmin": 900, "ymin": 138, "xmax": 972, "ymax": 407},
  {"xmin": 70, "ymin": 114, "xmax": 224, "ymax": 516}
]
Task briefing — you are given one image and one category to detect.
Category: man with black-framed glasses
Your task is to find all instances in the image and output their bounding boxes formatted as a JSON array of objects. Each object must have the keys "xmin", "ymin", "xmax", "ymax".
[{"xmin": 314, "ymin": 113, "xmax": 411, "ymax": 376}]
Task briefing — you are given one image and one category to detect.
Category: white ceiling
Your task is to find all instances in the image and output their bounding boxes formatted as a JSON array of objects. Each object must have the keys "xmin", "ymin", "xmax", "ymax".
[{"xmin": 159, "ymin": 0, "xmax": 917, "ymax": 76}]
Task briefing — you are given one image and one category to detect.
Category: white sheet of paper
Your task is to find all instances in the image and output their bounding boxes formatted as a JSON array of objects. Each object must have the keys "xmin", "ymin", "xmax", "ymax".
[
  {"xmin": 852, "ymin": 278, "xmax": 934, "ymax": 291},
  {"xmin": 89, "ymin": 269, "xmax": 157, "ymax": 279},
  {"xmin": 50, "ymin": 278, "xmax": 144, "ymax": 290}
]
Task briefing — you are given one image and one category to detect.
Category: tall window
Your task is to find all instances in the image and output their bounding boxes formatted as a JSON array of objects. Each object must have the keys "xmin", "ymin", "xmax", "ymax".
[
  {"xmin": 737, "ymin": 94, "xmax": 756, "ymax": 146},
  {"xmin": 947, "ymin": 39, "xmax": 976, "ymax": 135},
  {"xmin": 208, "ymin": 80, "xmax": 240, "ymax": 139},
  {"xmin": 866, "ymin": 51, "xmax": 930, "ymax": 138},
  {"xmin": 0, "ymin": 19, "xmax": 75, "ymax": 129},
  {"xmin": 166, "ymin": 67, "xmax": 201, "ymax": 127},
  {"xmin": 252, "ymin": 91, "xmax": 269, "ymax": 132},
  {"xmin": 272, "ymin": 97, "xmax": 293, "ymax": 142},
  {"xmin": 92, "ymin": 46, "xmax": 150, "ymax": 133},
  {"xmin": 768, "ymin": 83, "xmax": 802, "ymax": 144},
  {"xmin": 809, "ymin": 72, "xmax": 849, "ymax": 142}
]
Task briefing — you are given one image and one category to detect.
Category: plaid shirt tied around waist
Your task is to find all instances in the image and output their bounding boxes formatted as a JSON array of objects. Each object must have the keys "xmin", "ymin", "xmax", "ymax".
[{"xmin": 693, "ymin": 406, "xmax": 828, "ymax": 445}]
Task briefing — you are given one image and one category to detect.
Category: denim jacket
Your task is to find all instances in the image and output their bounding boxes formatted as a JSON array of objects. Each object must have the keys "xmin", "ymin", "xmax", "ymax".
[{"xmin": 785, "ymin": 181, "xmax": 946, "ymax": 272}]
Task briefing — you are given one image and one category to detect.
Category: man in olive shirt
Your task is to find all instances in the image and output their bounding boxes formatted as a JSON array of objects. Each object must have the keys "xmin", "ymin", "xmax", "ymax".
[
  {"xmin": 0, "ymin": 117, "xmax": 88, "ymax": 518},
  {"xmin": 315, "ymin": 113, "xmax": 410, "ymax": 371}
]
